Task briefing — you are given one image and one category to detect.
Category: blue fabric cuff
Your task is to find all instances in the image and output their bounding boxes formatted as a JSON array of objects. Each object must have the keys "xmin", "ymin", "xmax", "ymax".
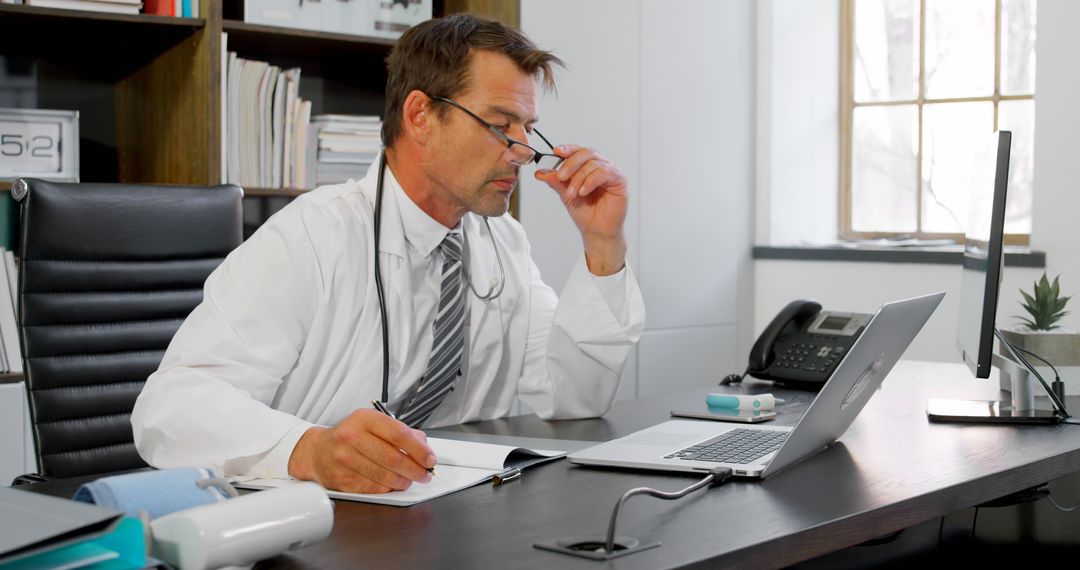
[{"xmin": 72, "ymin": 467, "xmax": 229, "ymax": 520}]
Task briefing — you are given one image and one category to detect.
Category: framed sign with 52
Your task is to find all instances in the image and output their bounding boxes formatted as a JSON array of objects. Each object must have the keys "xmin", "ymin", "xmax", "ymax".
[{"xmin": 0, "ymin": 108, "xmax": 79, "ymax": 183}]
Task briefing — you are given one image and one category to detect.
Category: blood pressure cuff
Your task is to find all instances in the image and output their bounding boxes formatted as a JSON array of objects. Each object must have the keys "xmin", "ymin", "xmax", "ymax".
[{"xmin": 73, "ymin": 467, "xmax": 229, "ymax": 520}]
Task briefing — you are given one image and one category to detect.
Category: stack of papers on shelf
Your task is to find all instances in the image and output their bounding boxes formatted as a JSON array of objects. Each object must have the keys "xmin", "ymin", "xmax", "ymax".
[
  {"xmin": 312, "ymin": 115, "xmax": 382, "ymax": 186},
  {"xmin": 236, "ymin": 437, "xmax": 565, "ymax": 507},
  {"xmin": 222, "ymin": 54, "xmax": 384, "ymax": 191},
  {"xmin": 25, "ymin": 0, "xmax": 142, "ymax": 14},
  {"xmin": 223, "ymin": 51, "xmax": 310, "ymax": 190}
]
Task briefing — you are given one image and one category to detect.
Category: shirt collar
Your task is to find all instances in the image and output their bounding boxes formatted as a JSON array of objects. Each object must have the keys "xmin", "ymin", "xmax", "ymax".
[{"xmin": 385, "ymin": 164, "xmax": 461, "ymax": 258}]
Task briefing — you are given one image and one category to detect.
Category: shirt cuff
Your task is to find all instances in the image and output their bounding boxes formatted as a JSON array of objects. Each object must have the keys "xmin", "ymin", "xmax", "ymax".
[
  {"xmin": 238, "ymin": 422, "xmax": 314, "ymax": 480},
  {"xmin": 589, "ymin": 262, "xmax": 631, "ymax": 328}
]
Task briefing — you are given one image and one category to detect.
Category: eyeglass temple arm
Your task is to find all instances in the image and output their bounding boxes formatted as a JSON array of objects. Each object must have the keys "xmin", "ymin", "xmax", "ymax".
[
  {"xmin": 432, "ymin": 94, "xmax": 560, "ymax": 162},
  {"xmin": 532, "ymin": 128, "xmax": 557, "ymax": 151},
  {"xmin": 433, "ymin": 95, "xmax": 518, "ymax": 150}
]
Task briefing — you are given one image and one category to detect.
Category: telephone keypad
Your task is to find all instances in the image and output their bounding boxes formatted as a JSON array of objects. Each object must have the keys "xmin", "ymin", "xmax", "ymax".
[
  {"xmin": 775, "ymin": 335, "xmax": 854, "ymax": 379},
  {"xmin": 748, "ymin": 309, "xmax": 871, "ymax": 390}
]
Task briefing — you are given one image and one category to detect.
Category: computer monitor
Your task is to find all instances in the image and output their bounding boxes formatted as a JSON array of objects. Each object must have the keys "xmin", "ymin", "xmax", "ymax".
[
  {"xmin": 929, "ymin": 130, "xmax": 1068, "ymax": 424},
  {"xmin": 955, "ymin": 130, "xmax": 1011, "ymax": 379}
]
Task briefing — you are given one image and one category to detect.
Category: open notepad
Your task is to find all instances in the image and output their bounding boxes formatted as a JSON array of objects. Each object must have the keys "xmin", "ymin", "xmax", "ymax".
[{"xmin": 235, "ymin": 437, "xmax": 565, "ymax": 506}]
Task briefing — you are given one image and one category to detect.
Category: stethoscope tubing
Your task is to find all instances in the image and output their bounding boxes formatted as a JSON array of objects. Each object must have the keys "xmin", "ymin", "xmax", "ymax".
[{"xmin": 372, "ymin": 153, "xmax": 507, "ymax": 405}]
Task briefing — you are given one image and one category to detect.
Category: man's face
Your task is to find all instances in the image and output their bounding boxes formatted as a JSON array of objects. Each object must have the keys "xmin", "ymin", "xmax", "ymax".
[{"xmin": 425, "ymin": 50, "xmax": 539, "ymax": 219}]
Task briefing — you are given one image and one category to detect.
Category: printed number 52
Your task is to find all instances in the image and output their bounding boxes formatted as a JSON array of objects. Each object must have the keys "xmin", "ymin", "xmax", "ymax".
[{"xmin": 0, "ymin": 134, "xmax": 55, "ymax": 158}]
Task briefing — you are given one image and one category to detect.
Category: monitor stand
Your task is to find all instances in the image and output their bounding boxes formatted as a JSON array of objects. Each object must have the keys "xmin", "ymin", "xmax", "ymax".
[{"xmin": 927, "ymin": 352, "xmax": 1062, "ymax": 425}]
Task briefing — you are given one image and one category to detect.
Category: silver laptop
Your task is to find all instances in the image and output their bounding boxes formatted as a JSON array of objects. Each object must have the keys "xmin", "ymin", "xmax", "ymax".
[{"xmin": 569, "ymin": 291, "xmax": 945, "ymax": 478}]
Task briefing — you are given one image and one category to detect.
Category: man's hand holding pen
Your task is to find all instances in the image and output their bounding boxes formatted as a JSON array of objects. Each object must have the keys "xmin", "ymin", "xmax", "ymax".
[
  {"xmin": 372, "ymin": 400, "xmax": 441, "ymax": 480},
  {"xmin": 287, "ymin": 408, "xmax": 438, "ymax": 494}
]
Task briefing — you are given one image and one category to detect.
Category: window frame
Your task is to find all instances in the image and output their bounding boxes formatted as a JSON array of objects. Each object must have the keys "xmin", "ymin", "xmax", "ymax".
[{"xmin": 839, "ymin": 0, "xmax": 1033, "ymax": 246}]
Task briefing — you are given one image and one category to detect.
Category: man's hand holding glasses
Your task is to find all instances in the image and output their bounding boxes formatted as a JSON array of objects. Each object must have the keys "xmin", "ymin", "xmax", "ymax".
[{"xmin": 535, "ymin": 145, "xmax": 629, "ymax": 277}]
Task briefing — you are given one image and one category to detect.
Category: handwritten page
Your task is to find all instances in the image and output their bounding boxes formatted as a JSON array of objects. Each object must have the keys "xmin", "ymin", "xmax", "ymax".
[{"xmin": 235, "ymin": 437, "xmax": 565, "ymax": 507}]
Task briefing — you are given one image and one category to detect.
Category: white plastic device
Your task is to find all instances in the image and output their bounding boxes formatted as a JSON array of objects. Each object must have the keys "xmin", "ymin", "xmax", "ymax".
[{"xmin": 150, "ymin": 482, "xmax": 334, "ymax": 570}]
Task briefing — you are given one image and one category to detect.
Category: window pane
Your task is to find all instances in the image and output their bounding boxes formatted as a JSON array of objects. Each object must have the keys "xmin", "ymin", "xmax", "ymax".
[
  {"xmin": 854, "ymin": 0, "xmax": 919, "ymax": 102},
  {"xmin": 851, "ymin": 105, "xmax": 918, "ymax": 232},
  {"xmin": 925, "ymin": 0, "xmax": 994, "ymax": 99},
  {"xmin": 1001, "ymin": 0, "xmax": 1037, "ymax": 95},
  {"xmin": 998, "ymin": 99, "xmax": 1035, "ymax": 233},
  {"xmin": 921, "ymin": 102, "xmax": 995, "ymax": 233}
]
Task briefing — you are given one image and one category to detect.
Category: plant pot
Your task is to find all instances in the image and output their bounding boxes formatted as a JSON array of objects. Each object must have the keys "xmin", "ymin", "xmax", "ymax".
[
  {"xmin": 1000, "ymin": 327, "xmax": 1080, "ymax": 365},
  {"xmin": 999, "ymin": 327, "xmax": 1080, "ymax": 395}
]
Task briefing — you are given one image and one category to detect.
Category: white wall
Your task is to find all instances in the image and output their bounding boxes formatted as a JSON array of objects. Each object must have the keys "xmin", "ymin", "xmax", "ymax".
[
  {"xmin": 756, "ymin": 0, "xmax": 839, "ymax": 246},
  {"xmin": 520, "ymin": 0, "xmax": 641, "ymax": 403},
  {"xmin": 1029, "ymin": 0, "xmax": 1080, "ymax": 331},
  {"xmin": 755, "ymin": 260, "xmax": 1044, "ymax": 362},
  {"xmin": 519, "ymin": 0, "xmax": 641, "ymax": 293},
  {"xmin": 753, "ymin": 0, "xmax": 1080, "ymax": 357},
  {"xmin": 521, "ymin": 0, "xmax": 756, "ymax": 398}
]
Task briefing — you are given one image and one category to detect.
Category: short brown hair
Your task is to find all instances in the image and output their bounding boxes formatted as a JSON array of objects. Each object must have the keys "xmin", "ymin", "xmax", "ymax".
[{"xmin": 381, "ymin": 13, "xmax": 564, "ymax": 146}]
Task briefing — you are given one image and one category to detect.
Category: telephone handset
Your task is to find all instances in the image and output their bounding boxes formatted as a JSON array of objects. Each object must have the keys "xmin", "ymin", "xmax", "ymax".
[{"xmin": 741, "ymin": 299, "xmax": 873, "ymax": 391}]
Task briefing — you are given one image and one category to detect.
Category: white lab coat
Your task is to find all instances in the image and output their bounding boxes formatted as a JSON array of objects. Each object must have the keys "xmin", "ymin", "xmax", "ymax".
[{"xmin": 131, "ymin": 160, "xmax": 646, "ymax": 477}]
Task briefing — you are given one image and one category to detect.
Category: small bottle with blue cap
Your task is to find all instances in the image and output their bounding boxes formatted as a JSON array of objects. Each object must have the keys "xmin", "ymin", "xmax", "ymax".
[{"xmin": 706, "ymin": 393, "xmax": 785, "ymax": 411}]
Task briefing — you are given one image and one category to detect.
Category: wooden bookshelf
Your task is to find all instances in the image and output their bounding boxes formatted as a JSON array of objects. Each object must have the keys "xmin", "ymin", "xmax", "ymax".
[
  {"xmin": 0, "ymin": 5, "xmax": 204, "ymax": 82},
  {"xmin": 223, "ymin": 20, "xmax": 395, "ymax": 53},
  {"xmin": 0, "ymin": 3, "xmax": 203, "ymax": 26},
  {"xmin": 0, "ymin": 0, "xmax": 516, "ymax": 208}
]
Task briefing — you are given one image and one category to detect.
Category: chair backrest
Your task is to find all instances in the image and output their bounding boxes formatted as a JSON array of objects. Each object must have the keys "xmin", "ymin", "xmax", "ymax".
[{"xmin": 12, "ymin": 178, "xmax": 243, "ymax": 478}]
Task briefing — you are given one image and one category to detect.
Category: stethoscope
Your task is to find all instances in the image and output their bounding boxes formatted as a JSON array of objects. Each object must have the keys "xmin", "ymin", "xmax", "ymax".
[{"xmin": 373, "ymin": 153, "xmax": 507, "ymax": 402}]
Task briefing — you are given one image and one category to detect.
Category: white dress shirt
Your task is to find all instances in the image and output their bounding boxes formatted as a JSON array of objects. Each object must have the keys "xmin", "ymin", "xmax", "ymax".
[{"xmin": 131, "ymin": 159, "xmax": 646, "ymax": 478}]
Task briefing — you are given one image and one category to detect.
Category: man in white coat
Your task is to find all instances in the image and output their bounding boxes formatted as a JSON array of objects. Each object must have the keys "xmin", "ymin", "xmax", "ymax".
[{"xmin": 131, "ymin": 13, "xmax": 645, "ymax": 494}]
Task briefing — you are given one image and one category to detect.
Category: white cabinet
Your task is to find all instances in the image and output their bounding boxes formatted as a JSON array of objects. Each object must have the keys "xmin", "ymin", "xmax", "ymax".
[{"xmin": 0, "ymin": 382, "xmax": 32, "ymax": 485}]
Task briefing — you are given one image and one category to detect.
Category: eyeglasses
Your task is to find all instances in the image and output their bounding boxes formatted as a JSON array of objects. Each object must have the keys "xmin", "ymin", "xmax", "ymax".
[{"xmin": 431, "ymin": 95, "xmax": 564, "ymax": 170}]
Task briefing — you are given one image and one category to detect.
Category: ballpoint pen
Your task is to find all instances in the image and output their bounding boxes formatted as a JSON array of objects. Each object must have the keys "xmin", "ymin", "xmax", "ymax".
[
  {"xmin": 371, "ymin": 400, "xmax": 442, "ymax": 480},
  {"xmin": 492, "ymin": 467, "xmax": 522, "ymax": 486}
]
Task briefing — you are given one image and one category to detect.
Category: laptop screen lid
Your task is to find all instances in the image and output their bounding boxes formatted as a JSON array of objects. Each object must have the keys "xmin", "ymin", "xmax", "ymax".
[
  {"xmin": 566, "ymin": 292, "xmax": 944, "ymax": 478},
  {"xmin": 760, "ymin": 291, "xmax": 945, "ymax": 477}
]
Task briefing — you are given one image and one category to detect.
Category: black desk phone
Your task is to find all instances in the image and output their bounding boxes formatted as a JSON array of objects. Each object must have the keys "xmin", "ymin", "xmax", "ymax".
[{"xmin": 744, "ymin": 300, "xmax": 873, "ymax": 391}]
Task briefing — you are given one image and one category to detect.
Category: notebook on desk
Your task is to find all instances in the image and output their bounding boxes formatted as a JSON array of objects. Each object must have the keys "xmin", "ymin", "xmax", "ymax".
[
  {"xmin": 237, "ymin": 437, "xmax": 565, "ymax": 507},
  {"xmin": 0, "ymin": 488, "xmax": 124, "ymax": 566},
  {"xmin": 568, "ymin": 291, "xmax": 945, "ymax": 479}
]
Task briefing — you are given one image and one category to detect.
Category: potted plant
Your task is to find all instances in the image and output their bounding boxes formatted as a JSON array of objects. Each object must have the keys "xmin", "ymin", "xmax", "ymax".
[{"xmin": 1000, "ymin": 273, "xmax": 1080, "ymax": 371}]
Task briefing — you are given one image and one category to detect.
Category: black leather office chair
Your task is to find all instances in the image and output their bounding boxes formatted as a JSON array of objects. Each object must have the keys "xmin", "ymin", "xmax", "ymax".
[{"xmin": 11, "ymin": 178, "xmax": 243, "ymax": 480}]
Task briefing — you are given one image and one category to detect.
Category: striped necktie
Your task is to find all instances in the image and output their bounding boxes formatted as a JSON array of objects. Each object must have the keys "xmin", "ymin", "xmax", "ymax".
[{"xmin": 397, "ymin": 232, "xmax": 466, "ymax": 428}]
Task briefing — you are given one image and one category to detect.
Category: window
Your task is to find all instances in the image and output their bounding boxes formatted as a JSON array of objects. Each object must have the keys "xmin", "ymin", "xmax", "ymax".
[{"xmin": 840, "ymin": 0, "xmax": 1036, "ymax": 244}]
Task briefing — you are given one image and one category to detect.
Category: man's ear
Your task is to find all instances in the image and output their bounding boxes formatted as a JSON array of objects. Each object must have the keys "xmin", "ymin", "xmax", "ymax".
[{"xmin": 401, "ymin": 90, "xmax": 433, "ymax": 145}]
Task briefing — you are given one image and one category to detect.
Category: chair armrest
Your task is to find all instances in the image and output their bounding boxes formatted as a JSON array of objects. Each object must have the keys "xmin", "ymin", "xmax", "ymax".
[{"xmin": 11, "ymin": 472, "xmax": 52, "ymax": 486}]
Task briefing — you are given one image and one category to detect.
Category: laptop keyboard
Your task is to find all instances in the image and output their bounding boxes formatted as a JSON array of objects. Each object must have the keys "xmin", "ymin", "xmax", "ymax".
[{"xmin": 664, "ymin": 428, "xmax": 789, "ymax": 465}]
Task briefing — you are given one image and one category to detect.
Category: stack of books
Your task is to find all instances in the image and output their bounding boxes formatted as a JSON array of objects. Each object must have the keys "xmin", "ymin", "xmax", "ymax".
[
  {"xmin": 221, "ymin": 37, "xmax": 384, "ymax": 191},
  {"xmin": 143, "ymin": 0, "xmax": 199, "ymax": 17},
  {"xmin": 15, "ymin": 0, "xmax": 199, "ymax": 17},
  {"xmin": 223, "ymin": 47, "xmax": 312, "ymax": 190},
  {"xmin": 312, "ymin": 115, "xmax": 382, "ymax": 186},
  {"xmin": 24, "ymin": 0, "xmax": 142, "ymax": 14}
]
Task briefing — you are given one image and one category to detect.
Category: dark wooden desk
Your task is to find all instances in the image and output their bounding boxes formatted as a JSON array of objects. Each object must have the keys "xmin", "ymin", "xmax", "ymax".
[
  {"xmin": 19, "ymin": 361, "xmax": 1080, "ymax": 569},
  {"xmin": 252, "ymin": 360, "xmax": 1080, "ymax": 569}
]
